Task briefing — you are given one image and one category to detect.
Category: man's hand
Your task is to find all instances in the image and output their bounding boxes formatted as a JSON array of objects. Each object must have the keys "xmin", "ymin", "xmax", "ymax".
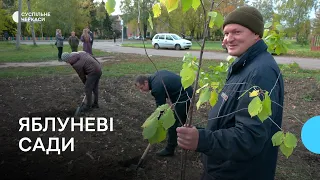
[{"xmin": 177, "ymin": 125, "xmax": 199, "ymax": 151}]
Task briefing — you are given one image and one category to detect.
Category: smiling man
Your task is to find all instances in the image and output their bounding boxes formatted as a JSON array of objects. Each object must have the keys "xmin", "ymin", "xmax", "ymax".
[{"xmin": 176, "ymin": 6, "xmax": 285, "ymax": 180}]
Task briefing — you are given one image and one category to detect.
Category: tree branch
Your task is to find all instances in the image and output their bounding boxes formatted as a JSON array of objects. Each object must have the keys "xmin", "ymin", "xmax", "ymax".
[{"xmin": 181, "ymin": 1, "xmax": 216, "ymax": 180}]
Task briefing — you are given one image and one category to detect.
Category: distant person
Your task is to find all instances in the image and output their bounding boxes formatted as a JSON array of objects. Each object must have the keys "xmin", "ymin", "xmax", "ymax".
[
  {"xmin": 4, "ymin": 31, "xmax": 9, "ymax": 41},
  {"xmin": 61, "ymin": 51, "xmax": 102, "ymax": 112},
  {"xmin": 68, "ymin": 31, "xmax": 80, "ymax": 52},
  {"xmin": 113, "ymin": 31, "xmax": 116, "ymax": 43},
  {"xmin": 55, "ymin": 29, "xmax": 64, "ymax": 61},
  {"xmin": 81, "ymin": 28, "xmax": 92, "ymax": 55},
  {"xmin": 86, "ymin": 26, "xmax": 94, "ymax": 48}
]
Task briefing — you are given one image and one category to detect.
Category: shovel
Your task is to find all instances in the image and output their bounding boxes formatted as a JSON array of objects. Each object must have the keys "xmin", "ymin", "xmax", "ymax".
[
  {"xmin": 129, "ymin": 143, "xmax": 151, "ymax": 170},
  {"xmin": 74, "ymin": 95, "xmax": 86, "ymax": 117}
]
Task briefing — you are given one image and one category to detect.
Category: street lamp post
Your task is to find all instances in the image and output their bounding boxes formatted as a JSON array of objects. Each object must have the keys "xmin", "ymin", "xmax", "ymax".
[{"xmin": 121, "ymin": 19, "xmax": 123, "ymax": 43}]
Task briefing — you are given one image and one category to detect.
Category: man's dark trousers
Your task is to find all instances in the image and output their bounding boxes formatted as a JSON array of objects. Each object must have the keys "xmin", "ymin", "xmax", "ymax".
[
  {"xmin": 84, "ymin": 71, "xmax": 102, "ymax": 106},
  {"xmin": 166, "ymin": 100, "xmax": 190, "ymax": 152}
]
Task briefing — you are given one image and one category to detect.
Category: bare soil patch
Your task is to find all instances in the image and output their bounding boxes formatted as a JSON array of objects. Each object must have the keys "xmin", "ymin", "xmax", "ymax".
[{"xmin": 0, "ymin": 75, "xmax": 319, "ymax": 180}]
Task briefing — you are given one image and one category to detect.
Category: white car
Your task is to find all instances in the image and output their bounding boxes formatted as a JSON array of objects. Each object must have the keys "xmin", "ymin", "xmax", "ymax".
[{"xmin": 152, "ymin": 33, "xmax": 192, "ymax": 50}]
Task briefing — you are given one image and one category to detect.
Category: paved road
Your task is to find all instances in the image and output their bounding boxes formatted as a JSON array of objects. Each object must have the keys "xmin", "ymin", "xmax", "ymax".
[
  {"xmin": 2, "ymin": 40, "xmax": 319, "ymax": 70},
  {"xmin": 93, "ymin": 40, "xmax": 320, "ymax": 70}
]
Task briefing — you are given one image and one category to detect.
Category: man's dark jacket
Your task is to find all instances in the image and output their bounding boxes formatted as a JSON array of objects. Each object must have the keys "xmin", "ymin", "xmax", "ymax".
[
  {"xmin": 148, "ymin": 70, "xmax": 193, "ymax": 107},
  {"xmin": 197, "ymin": 40, "xmax": 284, "ymax": 180}
]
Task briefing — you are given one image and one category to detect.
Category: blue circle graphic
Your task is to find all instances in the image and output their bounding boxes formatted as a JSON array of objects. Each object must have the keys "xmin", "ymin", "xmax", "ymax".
[{"xmin": 301, "ymin": 116, "xmax": 320, "ymax": 154}]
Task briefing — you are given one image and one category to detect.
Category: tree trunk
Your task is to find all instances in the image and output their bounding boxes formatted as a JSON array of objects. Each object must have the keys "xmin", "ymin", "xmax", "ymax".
[
  {"xmin": 190, "ymin": 29, "xmax": 195, "ymax": 38},
  {"xmin": 16, "ymin": 0, "xmax": 22, "ymax": 49},
  {"xmin": 181, "ymin": 21, "xmax": 185, "ymax": 38},
  {"xmin": 143, "ymin": 21, "xmax": 147, "ymax": 38},
  {"xmin": 27, "ymin": 0, "xmax": 36, "ymax": 45}
]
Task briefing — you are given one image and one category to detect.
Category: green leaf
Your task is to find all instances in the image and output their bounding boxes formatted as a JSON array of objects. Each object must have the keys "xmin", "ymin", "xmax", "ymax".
[
  {"xmin": 284, "ymin": 132, "xmax": 298, "ymax": 148},
  {"xmin": 142, "ymin": 117, "xmax": 159, "ymax": 139},
  {"xmin": 276, "ymin": 24, "xmax": 283, "ymax": 32},
  {"xmin": 209, "ymin": 90, "xmax": 218, "ymax": 106},
  {"xmin": 226, "ymin": 55, "xmax": 235, "ymax": 62},
  {"xmin": 196, "ymin": 87, "xmax": 211, "ymax": 109},
  {"xmin": 182, "ymin": 0, "xmax": 192, "ymax": 12},
  {"xmin": 159, "ymin": 108, "xmax": 175, "ymax": 130},
  {"xmin": 158, "ymin": 104, "xmax": 170, "ymax": 111},
  {"xmin": 142, "ymin": 104, "xmax": 168, "ymax": 128},
  {"xmin": 263, "ymin": 92, "xmax": 272, "ymax": 115},
  {"xmin": 196, "ymin": 100, "xmax": 202, "ymax": 110},
  {"xmin": 257, "ymin": 108, "xmax": 269, "ymax": 122},
  {"xmin": 280, "ymin": 143, "xmax": 294, "ymax": 158},
  {"xmin": 165, "ymin": 0, "xmax": 179, "ymax": 13},
  {"xmin": 148, "ymin": 126, "xmax": 167, "ymax": 144},
  {"xmin": 208, "ymin": 11, "xmax": 224, "ymax": 29},
  {"xmin": 152, "ymin": 3, "xmax": 161, "ymax": 18},
  {"xmin": 199, "ymin": 87, "xmax": 211, "ymax": 102},
  {"xmin": 180, "ymin": 66, "xmax": 195, "ymax": 89},
  {"xmin": 263, "ymin": 29, "xmax": 269, "ymax": 38},
  {"xmin": 142, "ymin": 109, "xmax": 160, "ymax": 128},
  {"xmin": 148, "ymin": 14, "xmax": 153, "ymax": 30},
  {"xmin": 105, "ymin": 0, "xmax": 116, "ymax": 14},
  {"xmin": 271, "ymin": 131, "xmax": 284, "ymax": 146},
  {"xmin": 248, "ymin": 96, "xmax": 263, "ymax": 117},
  {"xmin": 210, "ymin": 82, "xmax": 219, "ymax": 89},
  {"xmin": 192, "ymin": 0, "xmax": 200, "ymax": 10},
  {"xmin": 275, "ymin": 47, "xmax": 282, "ymax": 55},
  {"xmin": 264, "ymin": 22, "xmax": 272, "ymax": 29},
  {"xmin": 257, "ymin": 92, "xmax": 272, "ymax": 122}
]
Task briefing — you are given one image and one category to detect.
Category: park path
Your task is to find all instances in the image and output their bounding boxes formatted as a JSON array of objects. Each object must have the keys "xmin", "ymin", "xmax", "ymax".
[
  {"xmin": 0, "ymin": 56, "xmax": 118, "ymax": 68},
  {"xmin": 1, "ymin": 40, "xmax": 319, "ymax": 70}
]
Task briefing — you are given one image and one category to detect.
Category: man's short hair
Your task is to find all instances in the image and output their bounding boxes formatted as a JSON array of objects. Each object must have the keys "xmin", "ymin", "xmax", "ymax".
[{"xmin": 135, "ymin": 75, "xmax": 148, "ymax": 85}]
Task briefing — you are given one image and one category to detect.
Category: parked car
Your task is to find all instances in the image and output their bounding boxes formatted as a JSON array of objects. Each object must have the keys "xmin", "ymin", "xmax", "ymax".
[{"xmin": 152, "ymin": 33, "xmax": 192, "ymax": 50}]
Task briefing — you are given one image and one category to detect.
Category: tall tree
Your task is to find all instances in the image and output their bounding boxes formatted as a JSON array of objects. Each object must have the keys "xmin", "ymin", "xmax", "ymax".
[
  {"xmin": 121, "ymin": 0, "xmax": 157, "ymax": 38},
  {"xmin": 276, "ymin": 0, "xmax": 317, "ymax": 43},
  {"xmin": 27, "ymin": 0, "xmax": 36, "ymax": 45},
  {"xmin": 0, "ymin": 0, "xmax": 16, "ymax": 37},
  {"xmin": 251, "ymin": 0, "xmax": 274, "ymax": 23},
  {"xmin": 94, "ymin": 1, "xmax": 113, "ymax": 38},
  {"xmin": 16, "ymin": 0, "xmax": 22, "ymax": 49},
  {"xmin": 312, "ymin": 11, "xmax": 320, "ymax": 34}
]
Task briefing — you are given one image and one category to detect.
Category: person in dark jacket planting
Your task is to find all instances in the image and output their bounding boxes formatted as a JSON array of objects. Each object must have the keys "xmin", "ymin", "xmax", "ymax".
[
  {"xmin": 135, "ymin": 70, "xmax": 193, "ymax": 156},
  {"xmin": 61, "ymin": 51, "xmax": 102, "ymax": 112},
  {"xmin": 176, "ymin": 6, "xmax": 284, "ymax": 180}
]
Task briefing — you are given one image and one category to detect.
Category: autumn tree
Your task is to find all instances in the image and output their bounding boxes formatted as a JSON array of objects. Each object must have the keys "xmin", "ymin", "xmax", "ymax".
[
  {"xmin": 0, "ymin": 0, "xmax": 16, "ymax": 37},
  {"xmin": 121, "ymin": 0, "xmax": 157, "ymax": 38},
  {"xmin": 251, "ymin": 0, "xmax": 274, "ymax": 23},
  {"xmin": 276, "ymin": 0, "xmax": 317, "ymax": 44},
  {"xmin": 312, "ymin": 11, "xmax": 320, "ymax": 34}
]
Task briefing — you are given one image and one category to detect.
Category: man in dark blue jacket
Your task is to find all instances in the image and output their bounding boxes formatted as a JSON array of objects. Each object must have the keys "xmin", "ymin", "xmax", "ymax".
[
  {"xmin": 176, "ymin": 6, "xmax": 284, "ymax": 180},
  {"xmin": 135, "ymin": 70, "xmax": 193, "ymax": 156}
]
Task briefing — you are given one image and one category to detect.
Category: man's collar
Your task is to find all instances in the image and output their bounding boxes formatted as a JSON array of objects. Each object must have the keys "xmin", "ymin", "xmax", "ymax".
[{"xmin": 227, "ymin": 40, "xmax": 268, "ymax": 79}]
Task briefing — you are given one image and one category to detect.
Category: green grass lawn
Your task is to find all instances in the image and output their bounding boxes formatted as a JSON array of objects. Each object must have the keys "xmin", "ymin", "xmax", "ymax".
[
  {"xmin": 1, "ymin": 54, "xmax": 319, "ymax": 83},
  {"xmin": 122, "ymin": 40, "xmax": 320, "ymax": 58},
  {"xmin": 0, "ymin": 41, "xmax": 111, "ymax": 62}
]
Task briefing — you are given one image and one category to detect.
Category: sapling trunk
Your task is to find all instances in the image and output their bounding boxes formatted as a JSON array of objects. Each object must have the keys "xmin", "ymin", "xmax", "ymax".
[{"xmin": 180, "ymin": 1, "xmax": 216, "ymax": 180}]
